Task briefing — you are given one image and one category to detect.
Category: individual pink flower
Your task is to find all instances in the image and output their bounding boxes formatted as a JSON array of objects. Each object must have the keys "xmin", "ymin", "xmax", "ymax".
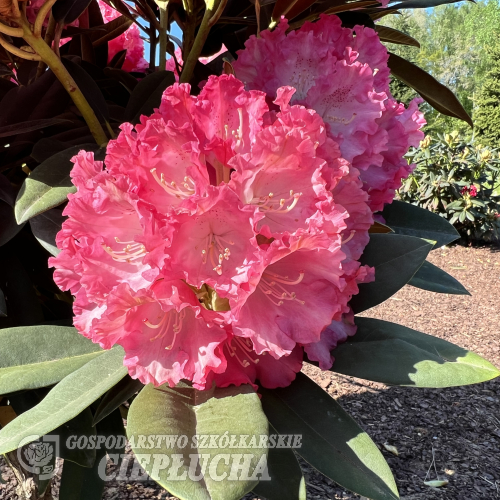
[
  {"xmin": 98, "ymin": 0, "xmax": 148, "ymax": 72},
  {"xmin": 232, "ymin": 14, "xmax": 426, "ymax": 212},
  {"xmin": 50, "ymin": 74, "xmax": 373, "ymax": 390}
]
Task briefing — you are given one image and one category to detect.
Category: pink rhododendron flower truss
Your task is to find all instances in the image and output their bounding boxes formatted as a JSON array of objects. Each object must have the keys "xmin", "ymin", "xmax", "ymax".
[
  {"xmin": 98, "ymin": 0, "xmax": 148, "ymax": 72},
  {"xmin": 232, "ymin": 14, "xmax": 426, "ymax": 213},
  {"xmin": 50, "ymin": 74, "xmax": 374, "ymax": 391}
]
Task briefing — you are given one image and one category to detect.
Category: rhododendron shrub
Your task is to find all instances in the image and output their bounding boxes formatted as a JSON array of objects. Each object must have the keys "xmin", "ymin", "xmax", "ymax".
[
  {"xmin": 1, "ymin": 1, "xmax": 497, "ymax": 500},
  {"xmin": 50, "ymin": 75, "xmax": 374, "ymax": 390}
]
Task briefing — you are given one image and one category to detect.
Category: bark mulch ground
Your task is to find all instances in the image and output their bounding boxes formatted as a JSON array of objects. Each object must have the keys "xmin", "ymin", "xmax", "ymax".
[{"xmin": 1, "ymin": 245, "xmax": 499, "ymax": 500}]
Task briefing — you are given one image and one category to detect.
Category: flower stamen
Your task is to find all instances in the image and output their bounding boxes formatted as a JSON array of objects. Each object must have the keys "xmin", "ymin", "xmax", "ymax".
[
  {"xmin": 144, "ymin": 309, "xmax": 186, "ymax": 349},
  {"xmin": 150, "ymin": 168, "xmax": 195, "ymax": 198},
  {"xmin": 259, "ymin": 270, "xmax": 306, "ymax": 306},
  {"xmin": 253, "ymin": 190, "xmax": 302, "ymax": 214},
  {"xmin": 103, "ymin": 241, "xmax": 146, "ymax": 264}
]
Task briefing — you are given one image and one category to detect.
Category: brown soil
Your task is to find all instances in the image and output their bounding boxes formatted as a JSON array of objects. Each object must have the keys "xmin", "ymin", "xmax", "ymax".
[{"xmin": 1, "ymin": 245, "xmax": 499, "ymax": 500}]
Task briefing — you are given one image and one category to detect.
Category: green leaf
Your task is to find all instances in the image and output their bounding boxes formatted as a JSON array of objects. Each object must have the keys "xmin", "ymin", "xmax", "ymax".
[
  {"xmin": 127, "ymin": 383, "xmax": 268, "ymax": 500},
  {"xmin": 0, "ymin": 288, "xmax": 6, "ymax": 317},
  {"xmin": 124, "ymin": 71, "xmax": 176, "ymax": 124},
  {"xmin": 0, "ymin": 118, "xmax": 70, "ymax": 139},
  {"xmin": 0, "ymin": 346, "xmax": 127, "ymax": 454},
  {"xmin": 350, "ymin": 234, "xmax": 432, "ymax": 314},
  {"xmin": 329, "ymin": 317, "xmax": 500, "ymax": 387},
  {"xmin": 375, "ymin": 25, "xmax": 420, "ymax": 47},
  {"xmin": 93, "ymin": 376, "xmax": 143, "ymax": 425},
  {"xmin": 15, "ymin": 145, "xmax": 98, "ymax": 224},
  {"xmin": 55, "ymin": 408, "xmax": 96, "ymax": 467},
  {"xmin": 29, "ymin": 208, "xmax": 65, "ymax": 256},
  {"xmin": 61, "ymin": 406, "xmax": 128, "ymax": 500},
  {"xmin": 387, "ymin": 53, "xmax": 472, "ymax": 126},
  {"xmin": 409, "ymin": 260, "xmax": 470, "ymax": 295},
  {"xmin": 0, "ymin": 325, "xmax": 104, "ymax": 395},
  {"xmin": 252, "ymin": 424, "xmax": 306, "ymax": 500},
  {"xmin": 382, "ymin": 201, "xmax": 459, "ymax": 249},
  {"xmin": 260, "ymin": 373, "xmax": 398, "ymax": 500},
  {"xmin": 0, "ymin": 199, "xmax": 25, "ymax": 247}
]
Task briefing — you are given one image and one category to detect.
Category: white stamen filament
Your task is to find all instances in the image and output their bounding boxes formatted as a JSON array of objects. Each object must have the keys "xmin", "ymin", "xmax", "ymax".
[
  {"xmin": 341, "ymin": 230, "xmax": 356, "ymax": 245},
  {"xmin": 144, "ymin": 309, "xmax": 186, "ymax": 349},
  {"xmin": 225, "ymin": 337, "xmax": 260, "ymax": 368},
  {"xmin": 103, "ymin": 241, "xmax": 146, "ymax": 264},
  {"xmin": 150, "ymin": 168, "xmax": 195, "ymax": 199},
  {"xmin": 326, "ymin": 112, "xmax": 357, "ymax": 125},
  {"xmin": 258, "ymin": 270, "xmax": 306, "ymax": 306},
  {"xmin": 253, "ymin": 190, "xmax": 302, "ymax": 215},
  {"xmin": 200, "ymin": 233, "xmax": 234, "ymax": 275}
]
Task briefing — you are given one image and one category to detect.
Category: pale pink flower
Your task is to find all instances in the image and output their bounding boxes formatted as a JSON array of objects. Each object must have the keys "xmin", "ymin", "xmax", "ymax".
[
  {"xmin": 50, "ymin": 74, "xmax": 373, "ymax": 389},
  {"xmin": 232, "ymin": 14, "xmax": 425, "ymax": 212},
  {"xmin": 98, "ymin": 0, "xmax": 148, "ymax": 72}
]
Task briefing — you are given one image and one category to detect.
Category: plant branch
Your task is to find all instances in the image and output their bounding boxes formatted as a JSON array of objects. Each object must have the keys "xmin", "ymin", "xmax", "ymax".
[
  {"xmin": 19, "ymin": 18, "xmax": 108, "ymax": 145},
  {"xmin": 36, "ymin": 12, "xmax": 56, "ymax": 78},
  {"xmin": 158, "ymin": 1, "xmax": 168, "ymax": 70},
  {"xmin": 0, "ymin": 34, "xmax": 41, "ymax": 60},
  {"xmin": 33, "ymin": 0, "xmax": 57, "ymax": 36},
  {"xmin": 179, "ymin": 0, "xmax": 227, "ymax": 84},
  {"xmin": 0, "ymin": 21, "xmax": 23, "ymax": 37}
]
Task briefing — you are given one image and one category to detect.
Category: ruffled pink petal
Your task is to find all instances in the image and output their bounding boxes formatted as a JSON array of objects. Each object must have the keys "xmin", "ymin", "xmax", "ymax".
[
  {"xmin": 231, "ymin": 234, "xmax": 347, "ymax": 357},
  {"xmin": 304, "ymin": 311, "xmax": 357, "ymax": 370},
  {"xmin": 167, "ymin": 185, "xmax": 261, "ymax": 297},
  {"xmin": 209, "ymin": 334, "xmax": 303, "ymax": 389}
]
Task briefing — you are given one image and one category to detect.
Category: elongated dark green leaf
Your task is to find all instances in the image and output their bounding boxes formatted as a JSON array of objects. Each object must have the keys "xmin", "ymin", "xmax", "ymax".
[
  {"xmin": 55, "ymin": 408, "xmax": 96, "ymax": 467},
  {"xmin": 15, "ymin": 144, "xmax": 97, "ymax": 224},
  {"xmin": 29, "ymin": 208, "xmax": 65, "ymax": 256},
  {"xmin": 375, "ymin": 25, "xmax": 420, "ymax": 47},
  {"xmin": 0, "ymin": 288, "xmax": 6, "ymax": 317},
  {"xmin": 329, "ymin": 317, "xmax": 500, "ymax": 387},
  {"xmin": 382, "ymin": 201, "xmax": 459, "ymax": 249},
  {"xmin": 0, "ymin": 119, "xmax": 70, "ymax": 139},
  {"xmin": 0, "ymin": 346, "xmax": 127, "ymax": 454},
  {"xmin": 124, "ymin": 71, "xmax": 175, "ymax": 124},
  {"xmin": 0, "ymin": 199, "xmax": 25, "ymax": 247},
  {"xmin": 390, "ymin": 0, "xmax": 462, "ymax": 8},
  {"xmin": 409, "ymin": 260, "xmax": 470, "ymax": 295},
  {"xmin": 62, "ymin": 59, "xmax": 109, "ymax": 123},
  {"xmin": 260, "ymin": 373, "xmax": 398, "ymax": 500},
  {"xmin": 53, "ymin": 0, "xmax": 93, "ymax": 25},
  {"xmin": 0, "ymin": 325, "xmax": 104, "ymax": 395},
  {"xmin": 92, "ymin": 376, "xmax": 143, "ymax": 425},
  {"xmin": 350, "ymin": 234, "xmax": 432, "ymax": 313},
  {"xmin": 60, "ymin": 407, "xmax": 125, "ymax": 500},
  {"xmin": 387, "ymin": 53, "xmax": 472, "ymax": 126},
  {"xmin": 272, "ymin": 0, "xmax": 316, "ymax": 22},
  {"xmin": 252, "ymin": 424, "xmax": 306, "ymax": 500},
  {"xmin": 127, "ymin": 383, "xmax": 268, "ymax": 500}
]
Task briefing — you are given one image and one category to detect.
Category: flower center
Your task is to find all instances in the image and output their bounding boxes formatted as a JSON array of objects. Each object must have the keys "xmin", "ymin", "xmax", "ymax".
[
  {"xmin": 103, "ymin": 238, "xmax": 146, "ymax": 264},
  {"xmin": 143, "ymin": 309, "xmax": 186, "ymax": 350},
  {"xmin": 258, "ymin": 270, "xmax": 305, "ymax": 306},
  {"xmin": 225, "ymin": 337, "xmax": 262, "ymax": 368},
  {"xmin": 199, "ymin": 233, "xmax": 234, "ymax": 275},
  {"xmin": 150, "ymin": 168, "xmax": 195, "ymax": 198},
  {"xmin": 252, "ymin": 190, "xmax": 302, "ymax": 214}
]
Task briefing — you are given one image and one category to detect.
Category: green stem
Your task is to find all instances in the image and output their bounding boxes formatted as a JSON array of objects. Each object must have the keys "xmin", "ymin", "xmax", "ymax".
[
  {"xmin": 179, "ymin": 0, "xmax": 225, "ymax": 84},
  {"xmin": 159, "ymin": 4, "xmax": 168, "ymax": 70},
  {"xmin": 20, "ymin": 19, "xmax": 108, "ymax": 146}
]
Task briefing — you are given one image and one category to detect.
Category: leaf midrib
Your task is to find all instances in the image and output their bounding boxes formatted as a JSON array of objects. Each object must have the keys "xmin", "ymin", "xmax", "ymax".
[{"xmin": 0, "ymin": 350, "xmax": 103, "ymax": 373}]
